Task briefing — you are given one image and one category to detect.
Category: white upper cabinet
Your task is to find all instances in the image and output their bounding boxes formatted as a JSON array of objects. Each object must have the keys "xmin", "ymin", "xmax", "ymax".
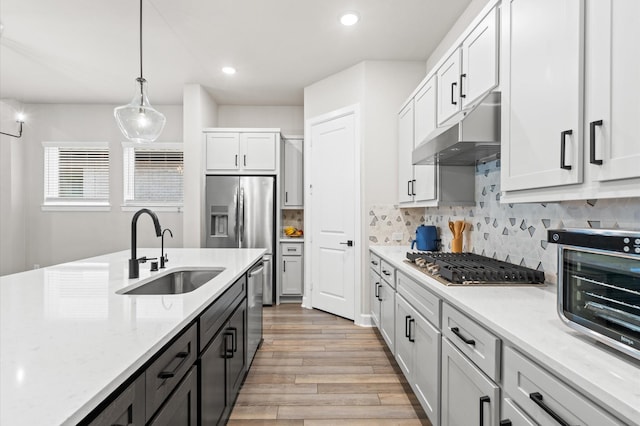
[
  {"xmin": 282, "ymin": 137, "xmax": 303, "ymax": 207},
  {"xmin": 205, "ymin": 131, "xmax": 277, "ymax": 174},
  {"xmin": 414, "ymin": 76, "xmax": 438, "ymax": 147},
  {"xmin": 586, "ymin": 0, "xmax": 640, "ymax": 183},
  {"xmin": 437, "ymin": 49, "xmax": 462, "ymax": 126},
  {"xmin": 500, "ymin": 0, "xmax": 584, "ymax": 192},
  {"xmin": 398, "ymin": 101, "xmax": 416, "ymax": 204},
  {"xmin": 461, "ymin": 7, "xmax": 499, "ymax": 109}
]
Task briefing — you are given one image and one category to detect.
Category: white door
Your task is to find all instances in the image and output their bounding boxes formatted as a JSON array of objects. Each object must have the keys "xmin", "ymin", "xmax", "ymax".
[
  {"xmin": 309, "ymin": 112, "xmax": 357, "ymax": 320},
  {"xmin": 241, "ymin": 133, "xmax": 276, "ymax": 171},
  {"xmin": 587, "ymin": 0, "xmax": 640, "ymax": 182},
  {"xmin": 500, "ymin": 0, "xmax": 584, "ymax": 191},
  {"xmin": 398, "ymin": 102, "xmax": 415, "ymax": 204},
  {"xmin": 205, "ymin": 133, "xmax": 240, "ymax": 171}
]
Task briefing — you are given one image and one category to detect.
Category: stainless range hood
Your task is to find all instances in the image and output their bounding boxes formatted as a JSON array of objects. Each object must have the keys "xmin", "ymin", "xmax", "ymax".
[{"xmin": 412, "ymin": 92, "xmax": 501, "ymax": 166}]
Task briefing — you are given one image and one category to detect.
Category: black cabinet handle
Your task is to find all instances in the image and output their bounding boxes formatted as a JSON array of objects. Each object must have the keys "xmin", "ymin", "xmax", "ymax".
[
  {"xmin": 405, "ymin": 315, "xmax": 411, "ymax": 338},
  {"xmin": 285, "ymin": 191, "xmax": 288, "ymax": 203},
  {"xmin": 407, "ymin": 180, "xmax": 412, "ymax": 196},
  {"xmin": 529, "ymin": 392, "xmax": 570, "ymax": 426},
  {"xmin": 158, "ymin": 351, "xmax": 189, "ymax": 379},
  {"xmin": 589, "ymin": 120, "xmax": 603, "ymax": 165},
  {"xmin": 408, "ymin": 318, "xmax": 415, "ymax": 342},
  {"xmin": 382, "ymin": 270, "xmax": 391, "ymax": 276},
  {"xmin": 375, "ymin": 282, "xmax": 380, "ymax": 300},
  {"xmin": 560, "ymin": 130, "xmax": 573, "ymax": 170},
  {"xmin": 450, "ymin": 327, "xmax": 475, "ymax": 346},
  {"xmin": 479, "ymin": 396, "xmax": 490, "ymax": 426},
  {"xmin": 371, "ymin": 260, "xmax": 379, "ymax": 266},
  {"xmin": 412, "ymin": 179, "xmax": 416, "ymax": 196},
  {"xmin": 235, "ymin": 154, "xmax": 238, "ymax": 166},
  {"xmin": 229, "ymin": 327, "xmax": 238, "ymax": 353},
  {"xmin": 283, "ymin": 260, "xmax": 286, "ymax": 273},
  {"xmin": 499, "ymin": 421, "xmax": 512, "ymax": 426},
  {"xmin": 243, "ymin": 154, "xmax": 247, "ymax": 166},
  {"xmin": 223, "ymin": 332, "xmax": 234, "ymax": 359},
  {"xmin": 460, "ymin": 73, "xmax": 467, "ymax": 99},
  {"xmin": 451, "ymin": 82, "xmax": 458, "ymax": 105}
]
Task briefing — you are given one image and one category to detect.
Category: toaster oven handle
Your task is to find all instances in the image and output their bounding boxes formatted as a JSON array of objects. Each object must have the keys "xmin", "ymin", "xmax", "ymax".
[{"xmin": 529, "ymin": 392, "xmax": 570, "ymax": 426}]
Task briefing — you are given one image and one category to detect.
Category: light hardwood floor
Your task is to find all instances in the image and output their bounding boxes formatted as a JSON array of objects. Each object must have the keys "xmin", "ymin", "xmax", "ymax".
[{"xmin": 228, "ymin": 304, "xmax": 432, "ymax": 425}]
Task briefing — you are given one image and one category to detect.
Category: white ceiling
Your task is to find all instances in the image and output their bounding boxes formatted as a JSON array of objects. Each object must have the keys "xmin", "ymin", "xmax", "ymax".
[{"xmin": 0, "ymin": 0, "xmax": 472, "ymax": 106}]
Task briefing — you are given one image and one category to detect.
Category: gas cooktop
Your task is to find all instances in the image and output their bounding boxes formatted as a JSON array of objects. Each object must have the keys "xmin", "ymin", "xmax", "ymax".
[{"xmin": 406, "ymin": 251, "xmax": 546, "ymax": 286}]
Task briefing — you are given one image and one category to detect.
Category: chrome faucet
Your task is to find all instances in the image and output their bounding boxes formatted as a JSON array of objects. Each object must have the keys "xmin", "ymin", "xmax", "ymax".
[
  {"xmin": 160, "ymin": 228, "xmax": 173, "ymax": 269},
  {"xmin": 129, "ymin": 208, "xmax": 162, "ymax": 279}
]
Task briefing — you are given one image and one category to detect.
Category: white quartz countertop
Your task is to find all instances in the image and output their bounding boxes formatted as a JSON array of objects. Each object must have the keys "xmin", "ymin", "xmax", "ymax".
[
  {"xmin": 370, "ymin": 246, "xmax": 640, "ymax": 425},
  {"xmin": 0, "ymin": 248, "xmax": 265, "ymax": 426}
]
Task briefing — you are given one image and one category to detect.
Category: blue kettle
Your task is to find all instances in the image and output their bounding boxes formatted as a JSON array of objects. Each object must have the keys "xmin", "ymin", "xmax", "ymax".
[{"xmin": 411, "ymin": 225, "xmax": 439, "ymax": 251}]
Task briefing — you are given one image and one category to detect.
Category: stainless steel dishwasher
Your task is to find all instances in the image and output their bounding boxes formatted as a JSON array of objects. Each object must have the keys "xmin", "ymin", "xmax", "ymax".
[{"xmin": 246, "ymin": 260, "xmax": 264, "ymax": 364}]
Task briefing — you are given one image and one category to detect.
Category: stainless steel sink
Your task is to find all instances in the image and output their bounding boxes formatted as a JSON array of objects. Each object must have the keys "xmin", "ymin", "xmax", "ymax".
[{"xmin": 119, "ymin": 268, "xmax": 225, "ymax": 295}]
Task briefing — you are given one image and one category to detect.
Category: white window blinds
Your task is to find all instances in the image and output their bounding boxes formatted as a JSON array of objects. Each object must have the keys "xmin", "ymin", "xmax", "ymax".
[
  {"xmin": 123, "ymin": 142, "xmax": 183, "ymax": 206},
  {"xmin": 43, "ymin": 142, "xmax": 109, "ymax": 205}
]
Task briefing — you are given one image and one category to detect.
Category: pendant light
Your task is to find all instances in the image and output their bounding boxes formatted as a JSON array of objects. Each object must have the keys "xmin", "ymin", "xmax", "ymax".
[{"xmin": 114, "ymin": 0, "xmax": 165, "ymax": 143}]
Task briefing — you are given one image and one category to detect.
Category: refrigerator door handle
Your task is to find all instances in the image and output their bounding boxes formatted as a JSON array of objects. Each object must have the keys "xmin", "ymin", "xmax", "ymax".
[{"xmin": 239, "ymin": 186, "xmax": 245, "ymax": 246}]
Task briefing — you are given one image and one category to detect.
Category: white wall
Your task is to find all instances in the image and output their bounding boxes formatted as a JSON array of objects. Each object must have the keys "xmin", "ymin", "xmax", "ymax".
[
  {"xmin": 20, "ymin": 104, "xmax": 184, "ymax": 269},
  {"xmin": 218, "ymin": 106, "xmax": 304, "ymax": 135},
  {"xmin": 183, "ymin": 84, "xmax": 218, "ymax": 248},
  {"xmin": 304, "ymin": 60, "xmax": 425, "ymax": 322},
  {"xmin": 425, "ymin": 0, "xmax": 492, "ymax": 74},
  {"xmin": 0, "ymin": 100, "xmax": 27, "ymax": 275}
]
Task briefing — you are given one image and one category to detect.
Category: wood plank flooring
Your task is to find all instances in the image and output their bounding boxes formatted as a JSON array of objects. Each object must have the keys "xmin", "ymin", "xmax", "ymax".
[{"xmin": 228, "ymin": 304, "xmax": 432, "ymax": 425}]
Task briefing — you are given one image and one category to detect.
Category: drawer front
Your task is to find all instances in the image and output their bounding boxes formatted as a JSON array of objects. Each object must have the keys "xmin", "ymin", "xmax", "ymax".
[
  {"xmin": 502, "ymin": 397, "xmax": 536, "ymax": 426},
  {"xmin": 380, "ymin": 259, "xmax": 395, "ymax": 288},
  {"xmin": 199, "ymin": 275, "xmax": 246, "ymax": 350},
  {"xmin": 369, "ymin": 252, "xmax": 381, "ymax": 275},
  {"xmin": 145, "ymin": 323, "xmax": 198, "ymax": 422},
  {"xmin": 442, "ymin": 302, "xmax": 500, "ymax": 381},
  {"xmin": 281, "ymin": 242, "xmax": 302, "ymax": 256},
  {"xmin": 396, "ymin": 270, "xmax": 440, "ymax": 329},
  {"xmin": 504, "ymin": 347, "xmax": 621, "ymax": 426}
]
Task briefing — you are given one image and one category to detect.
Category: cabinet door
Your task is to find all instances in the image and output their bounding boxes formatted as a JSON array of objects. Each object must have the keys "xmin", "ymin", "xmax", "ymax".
[
  {"xmin": 461, "ymin": 7, "xmax": 499, "ymax": 108},
  {"xmin": 241, "ymin": 133, "xmax": 276, "ymax": 171},
  {"xmin": 437, "ymin": 49, "xmax": 462, "ymax": 126},
  {"xmin": 370, "ymin": 268, "xmax": 381, "ymax": 328},
  {"xmin": 441, "ymin": 338, "xmax": 499, "ymax": 426},
  {"xmin": 283, "ymin": 138, "xmax": 303, "ymax": 206},
  {"xmin": 398, "ymin": 101, "xmax": 415, "ymax": 204},
  {"xmin": 501, "ymin": 0, "xmax": 584, "ymax": 191},
  {"xmin": 379, "ymin": 280, "xmax": 395, "ymax": 353},
  {"xmin": 414, "ymin": 76, "xmax": 438, "ymax": 144},
  {"xmin": 200, "ymin": 329, "xmax": 228, "ymax": 426},
  {"xmin": 412, "ymin": 309, "xmax": 441, "ymax": 426},
  {"xmin": 281, "ymin": 255, "xmax": 303, "ymax": 295},
  {"xmin": 587, "ymin": 0, "xmax": 640, "ymax": 182},
  {"xmin": 88, "ymin": 375, "xmax": 145, "ymax": 426},
  {"xmin": 501, "ymin": 397, "xmax": 537, "ymax": 426},
  {"xmin": 394, "ymin": 295, "xmax": 414, "ymax": 379},
  {"xmin": 227, "ymin": 301, "xmax": 247, "ymax": 400},
  {"xmin": 148, "ymin": 366, "xmax": 198, "ymax": 426},
  {"xmin": 206, "ymin": 133, "xmax": 241, "ymax": 171}
]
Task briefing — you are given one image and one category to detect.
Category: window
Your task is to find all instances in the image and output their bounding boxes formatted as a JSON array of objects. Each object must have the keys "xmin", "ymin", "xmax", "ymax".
[
  {"xmin": 123, "ymin": 142, "xmax": 183, "ymax": 209},
  {"xmin": 43, "ymin": 142, "xmax": 110, "ymax": 209}
]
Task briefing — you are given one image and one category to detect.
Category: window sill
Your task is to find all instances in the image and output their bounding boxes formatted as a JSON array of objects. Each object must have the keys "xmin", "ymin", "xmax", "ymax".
[
  {"xmin": 121, "ymin": 205, "xmax": 183, "ymax": 213},
  {"xmin": 41, "ymin": 204, "xmax": 111, "ymax": 212}
]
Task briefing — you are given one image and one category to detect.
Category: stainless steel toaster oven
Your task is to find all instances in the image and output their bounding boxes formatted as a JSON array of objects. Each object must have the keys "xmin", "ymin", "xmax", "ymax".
[{"xmin": 548, "ymin": 228, "xmax": 640, "ymax": 360}]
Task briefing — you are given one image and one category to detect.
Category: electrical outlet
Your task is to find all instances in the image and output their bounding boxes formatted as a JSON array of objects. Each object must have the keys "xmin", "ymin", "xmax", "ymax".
[{"xmin": 392, "ymin": 232, "xmax": 403, "ymax": 241}]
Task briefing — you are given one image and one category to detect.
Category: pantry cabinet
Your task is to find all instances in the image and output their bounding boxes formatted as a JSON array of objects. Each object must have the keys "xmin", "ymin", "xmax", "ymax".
[
  {"xmin": 500, "ymin": 0, "xmax": 584, "ymax": 192},
  {"xmin": 280, "ymin": 242, "xmax": 303, "ymax": 296},
  {"xmin": 205, "ymin": 131, "xmax": 278, "ymax": 173}
]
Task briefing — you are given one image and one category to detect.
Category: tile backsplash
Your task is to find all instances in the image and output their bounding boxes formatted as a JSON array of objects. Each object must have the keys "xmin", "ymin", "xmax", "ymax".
[
  {"xmin": 368, "ymin": 160, "xmax": 640, "ymax": 282},
  {"xmin": 282, "ymin": 209, "xmax": 304, "ymax": 232}
]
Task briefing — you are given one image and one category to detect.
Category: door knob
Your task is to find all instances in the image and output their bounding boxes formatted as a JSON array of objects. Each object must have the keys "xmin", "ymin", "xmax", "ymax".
[{"xmin": 339, "ymin": 240, "xmax": 354, "ymax": 247}]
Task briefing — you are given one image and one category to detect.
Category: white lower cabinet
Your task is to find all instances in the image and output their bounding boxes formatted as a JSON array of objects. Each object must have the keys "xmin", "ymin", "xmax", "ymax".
[
  {"xmin": 395, "ymin": 294, "xmax": 441, "ymax": 425},
  {"xmin": 379, "ymin": 278, "xmax": 396, "ymax": 353},
  {"xmin": 280, "ymin": 242, "xmax": 303, "ymax": 296},
  {"xmin": 503, "ymin": 346, "xmax": 621, "ymax": 426},
  {"xmin": 370, "ymin": 267, "xmax": 381, "ymax": 327},
  {"xmin": 441, "ymin": 337, "xmax": 500, "ymax": 426}
]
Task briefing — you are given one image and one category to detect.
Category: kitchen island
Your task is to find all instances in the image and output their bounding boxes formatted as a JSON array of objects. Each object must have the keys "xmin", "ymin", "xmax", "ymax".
[
  {"xmin": 371, "ymin": 246, "xmax": 640, "ymax": 425},
  {"xmin": 0, "ymin": 248, "xmax": 265, "ymax": 426}
]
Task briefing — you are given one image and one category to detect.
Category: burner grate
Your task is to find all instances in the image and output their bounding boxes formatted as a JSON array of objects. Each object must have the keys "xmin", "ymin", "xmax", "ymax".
[{"xmin": 406, "ymin": 252, "xmax": 545, "ymax": 285}]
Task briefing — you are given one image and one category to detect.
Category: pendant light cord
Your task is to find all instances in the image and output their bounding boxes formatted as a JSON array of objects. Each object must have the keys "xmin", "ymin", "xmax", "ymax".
[{"xmin": 138, "ymin": 0, "xmax": 144, "ymax": 97}]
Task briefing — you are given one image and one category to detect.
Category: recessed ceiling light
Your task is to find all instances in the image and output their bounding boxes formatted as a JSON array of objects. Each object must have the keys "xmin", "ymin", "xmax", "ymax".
[
  {"xmin": 340, "ymin": 12, "xmax": 359, "ymax": 26},
  {"xmin": 222, "ymin": 66, "xmax": 236, "ymax": 75}
]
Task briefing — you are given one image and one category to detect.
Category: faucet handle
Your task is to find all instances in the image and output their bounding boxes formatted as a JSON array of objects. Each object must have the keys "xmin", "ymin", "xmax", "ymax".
[{"xmin": 150, "ymin": 261, "xmax": 159, "ymax": 272}]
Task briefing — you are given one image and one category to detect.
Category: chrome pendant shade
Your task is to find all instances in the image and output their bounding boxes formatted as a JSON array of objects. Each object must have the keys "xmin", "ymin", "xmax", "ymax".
[{"xmin": 114, "ymin": 0, "xmax": 165, "ymax": 143}]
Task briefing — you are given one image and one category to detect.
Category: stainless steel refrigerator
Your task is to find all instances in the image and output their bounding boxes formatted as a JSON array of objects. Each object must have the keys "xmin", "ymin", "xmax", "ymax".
[{"xmin": 204, "ymin": 175, "xmax": 275, "ymax": 305}]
